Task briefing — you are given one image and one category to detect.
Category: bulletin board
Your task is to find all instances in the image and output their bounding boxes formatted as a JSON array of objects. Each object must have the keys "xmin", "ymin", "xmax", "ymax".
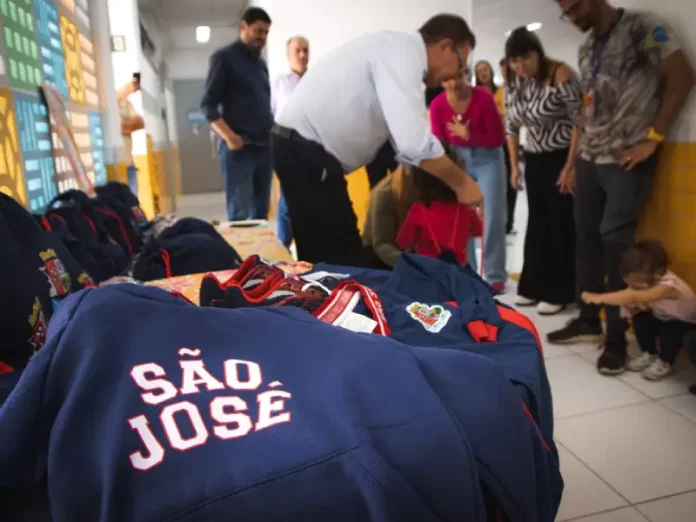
[{"xmin": 0, "ymin": 0, "xmax": 106, "ymax": 211}]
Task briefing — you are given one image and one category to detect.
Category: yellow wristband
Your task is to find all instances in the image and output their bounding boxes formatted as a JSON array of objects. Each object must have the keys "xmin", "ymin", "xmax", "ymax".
[{"xmin": 646, "ymin": 127, "xmax": 665, "ymax": 143}]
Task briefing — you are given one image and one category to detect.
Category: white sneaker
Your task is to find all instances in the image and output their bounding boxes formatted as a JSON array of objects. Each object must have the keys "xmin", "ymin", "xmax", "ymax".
[
  {"xmin": 537, "ymin": 302, "xmax": 565, "ymax": 315},
  {"xmin": 642, "ymin": 359, "xmax": 673, "ymax": 381},
  {"xmin": 627, "ymin": 352, "xmax": 657, "ymax": 372},
  {"xmin": 515, "ymin": 295, "xmax": 537, "ymax": 307}
]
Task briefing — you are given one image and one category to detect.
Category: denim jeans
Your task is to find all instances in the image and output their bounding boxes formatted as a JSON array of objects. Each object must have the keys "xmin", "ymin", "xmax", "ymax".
[
  {"xmin": 126, "ymin": 165, "xmax": 138, "ymax": 197},
  {"xmin": 277, "ymin": 188, "xmax": 293, "ymax": 248},
  {"xmin": 219, "ymin": 143, "xmax": 272, "ymax": 222},
  {"xmin": 452, "ymin": 146, "xmax": 507, "ymax": 284}
]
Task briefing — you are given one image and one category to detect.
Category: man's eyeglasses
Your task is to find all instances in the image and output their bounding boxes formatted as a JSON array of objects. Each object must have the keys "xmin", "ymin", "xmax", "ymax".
[{"xmin": 558, "ymin": 1, "xmax": 581, "ymax": 22}]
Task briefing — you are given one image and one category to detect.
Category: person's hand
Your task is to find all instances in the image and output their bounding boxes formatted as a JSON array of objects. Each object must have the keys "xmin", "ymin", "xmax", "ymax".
[
  {"xmin": 447, "ymin": 117, "xmax": 470, "ymax": 141},
  {"xmin": 624, "ymin": 304, "xmax": 644, "ymax": 316},
  {"xmin": 619, "ymin": 140, "xmax": 658, "ymax": 170},
  {"xmin": 510, "ymin": 165, "xmax": 523, "ymax": 191},
  {"xmin": 455, "ymin": 174, "xmax": 483, "ymax": 207},
  {"xmin": 557, "ymin": 162, "xmax": 576, "ymax": 194},
  {"xmin": 581, "ymin": 292, "xmax": 603, "ymax": 304},
  {"xmin": 225, "ymin": 133, "xmax": 245, "ymax": 151}
]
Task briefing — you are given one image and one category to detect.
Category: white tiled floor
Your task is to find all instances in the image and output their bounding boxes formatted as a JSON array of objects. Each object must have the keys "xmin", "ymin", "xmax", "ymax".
[
  {"xmin": 178, "ymin": 189, "xmax": 696, "ymax": 521},
  {"xmin": 500, "ymin": 195, "xmax": 696, "ymax": 521}
]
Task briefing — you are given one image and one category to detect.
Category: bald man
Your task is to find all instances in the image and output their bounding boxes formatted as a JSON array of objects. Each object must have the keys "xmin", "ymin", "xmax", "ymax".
[{"xmin": 271, "ymin": 36, "xmax": 310, "ymax": 247}]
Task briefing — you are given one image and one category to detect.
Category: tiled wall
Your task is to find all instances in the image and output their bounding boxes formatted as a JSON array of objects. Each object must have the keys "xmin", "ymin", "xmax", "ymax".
[{"xmin": 0, "ymin": 0, "xmax": 106, "ymax": 212}]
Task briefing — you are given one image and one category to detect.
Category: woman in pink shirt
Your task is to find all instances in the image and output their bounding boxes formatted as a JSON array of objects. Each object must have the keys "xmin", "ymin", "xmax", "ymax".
[{"xmin": 430, "ymin": 68, "xmax": 507, "ymax": 293}]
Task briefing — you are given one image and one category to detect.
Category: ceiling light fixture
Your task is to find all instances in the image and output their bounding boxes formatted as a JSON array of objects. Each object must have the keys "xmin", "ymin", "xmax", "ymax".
[{"xmin": 196, "ymin": 25, "xmax": 211, "ymax": 44}]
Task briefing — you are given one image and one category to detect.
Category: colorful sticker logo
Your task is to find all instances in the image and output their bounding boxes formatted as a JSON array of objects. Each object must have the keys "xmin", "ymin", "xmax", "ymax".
[
  {"xmin": 406, "ymin": 302, "xmax": 452, "ymax": 333},
  {"xmin": 645, "ymin": 25, "xmax": 672, "ymax": 49},
  {"xmin": 652, "ymin": 26, "xmax": 669, "ymax": 43},
  {"xmin": 39, "ymin": 249, "xmax": 71, "ymax": 298},
  {"xmin": 77, "ymin": 272, "xmax": 96, "ymax": 288},
  {"xmin": 27, "ymin": 298, "xmax": 47, "ymax": 353}
]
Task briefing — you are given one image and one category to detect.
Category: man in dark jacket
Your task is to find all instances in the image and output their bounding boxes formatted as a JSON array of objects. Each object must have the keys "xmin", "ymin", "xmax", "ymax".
[{"xmin": 201, "ymin": 7, "xmax": 273, "ymax": 222}]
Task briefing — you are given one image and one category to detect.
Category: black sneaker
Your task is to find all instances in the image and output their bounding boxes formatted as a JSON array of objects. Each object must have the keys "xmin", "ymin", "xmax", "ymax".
[
  {"xmin": 597, "ymin": 349, "xmax": 627, "ymax": 375},
  {"xmin": 547, "ymin": 318, "xmax": 603, "ymax": 345}
]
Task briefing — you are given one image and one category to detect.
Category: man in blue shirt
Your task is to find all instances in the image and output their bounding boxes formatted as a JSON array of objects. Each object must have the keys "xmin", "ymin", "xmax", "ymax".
[{"xmin": 201, "ymin": 8, "xmax": 273, "ymax": 222}]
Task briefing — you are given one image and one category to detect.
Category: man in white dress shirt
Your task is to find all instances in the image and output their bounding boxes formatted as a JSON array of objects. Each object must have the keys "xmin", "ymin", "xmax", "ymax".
[
  {"xmin": 273, "ymin": 14, "xmax": 481, "ymax": 266},
  {"xmin": 272, "ymin": 36, "xmax": 310, "ymax": 248}
]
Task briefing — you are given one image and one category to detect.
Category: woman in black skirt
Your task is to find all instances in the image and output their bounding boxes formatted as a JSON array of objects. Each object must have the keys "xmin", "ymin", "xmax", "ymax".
[{"xmin": 504, "ymin": 27, "xmax": 582, "ymax": 315}]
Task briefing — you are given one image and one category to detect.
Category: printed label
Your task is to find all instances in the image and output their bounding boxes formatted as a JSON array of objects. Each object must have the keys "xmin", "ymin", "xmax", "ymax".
[
  {"xmin": 406, "ymin": 302, "xmax": 452, "ymax": 334},
  {"xmin": 335, "ymin": 312, "xmax": 378, "ymax": 334},
  {"xmin": 127, "ymin": 350, "xmax": 293, "ymax": 472}
]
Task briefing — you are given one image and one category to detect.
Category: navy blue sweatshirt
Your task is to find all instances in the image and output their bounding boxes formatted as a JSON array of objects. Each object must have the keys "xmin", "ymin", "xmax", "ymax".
[{"xmin": 200, "ymin": 40, "xmax": 272, "ymax": 146}]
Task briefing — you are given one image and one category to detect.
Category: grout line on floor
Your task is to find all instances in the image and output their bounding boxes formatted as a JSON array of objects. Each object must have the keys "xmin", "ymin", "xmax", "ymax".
[
  {"xmin": 554, "ymin": 396, "xmax": 654, "ymax": 422},
  {"xmin": 555, "ymin": 441, "xmax": 633, "ymax": 514},
  {"xmin": 631, "ymin": 486, "xmax": 696, "ymax": 508},
  {"xmin": 567, "ymin": 354, "xmax": 692, "ymax": 402},
  {"xmin": 561, "ymin": 505, "xmax": 650, "ymax": 522},
  {"xmin": 659, "ymin": 394, "xmax": 696, "ymax": 427}
]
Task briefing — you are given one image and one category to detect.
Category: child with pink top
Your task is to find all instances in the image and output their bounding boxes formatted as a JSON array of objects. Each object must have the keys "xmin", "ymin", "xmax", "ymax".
[{"xmin": 582, "ymin": 241, "xmax": 696, "ymax": 381}]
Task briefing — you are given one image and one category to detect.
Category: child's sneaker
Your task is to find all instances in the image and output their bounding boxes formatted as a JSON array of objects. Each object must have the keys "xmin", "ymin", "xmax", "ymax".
[
  {"xmin": 627, "ymin": 352, "xmax": 657, "ymax": 372},
  {"xmin": 642, "ymin": 358, "xmax": 673, "ymax": 381}
]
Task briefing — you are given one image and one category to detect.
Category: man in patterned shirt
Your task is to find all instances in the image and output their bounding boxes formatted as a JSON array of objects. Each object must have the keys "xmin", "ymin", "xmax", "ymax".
[{"xmin": 550, "ymin": 0, "xmax": 695, "ymax": 375}]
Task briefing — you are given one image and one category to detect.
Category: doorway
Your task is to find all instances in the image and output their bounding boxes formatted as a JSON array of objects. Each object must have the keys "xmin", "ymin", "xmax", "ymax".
[{"xmin": 172, "ymin": 79, "xmax": 223, "ymax": 194}]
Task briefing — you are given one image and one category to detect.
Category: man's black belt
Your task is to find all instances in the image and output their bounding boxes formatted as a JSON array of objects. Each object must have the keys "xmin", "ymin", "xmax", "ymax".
[{"xmin": 272, "ymin": 124, "xmax": 316, "ymax": 147}]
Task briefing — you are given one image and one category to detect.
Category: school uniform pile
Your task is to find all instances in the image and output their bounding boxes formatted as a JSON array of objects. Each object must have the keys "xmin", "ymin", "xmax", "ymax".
[
  {"xmin": 0, "ymin": 250, "xmax": 563, "ymax": 522},
  {"xmin": 37, "ymin": 184, "xmax": 242, "ymax": 284},
  {"xmin": 0, "ymin": 184, "xmax": 243, "ymax": 371}
]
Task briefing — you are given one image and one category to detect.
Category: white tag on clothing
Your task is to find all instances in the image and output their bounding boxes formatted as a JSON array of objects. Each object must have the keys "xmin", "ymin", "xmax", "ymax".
[
  {"xmin": 302, "ymin": 271, "xmax": 350, "ymax": 282},
  {"xmin": 336, "ymin": 312, "xmax": 378, "ymax": 334}
]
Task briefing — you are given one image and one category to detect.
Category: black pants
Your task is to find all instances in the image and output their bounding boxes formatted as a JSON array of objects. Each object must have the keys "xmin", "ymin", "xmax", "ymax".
[
  {"xmin": 685, "ymin": 329, "xmax": 696, "ymax": 367},
  {"xmin": 503, "ymin": 145, "xmax": 517, "ymax": 234},
  {"xmin": 365, "ymin": 141, "xmax": 397, "ymax": 188},
  {"xmin": 575, "ymin": 157, "xmax": 656, "ymax": 351},
  {"xmin": 271, "ymin": 133, "xmax": 367, "ymax": 266},
  {"xmin": 633, "ymin": 312, "xmax": 691, "ymax": 365},
  {"xmin": 518, "ymin": 149, "xmax": 576, "ymax": 305}
]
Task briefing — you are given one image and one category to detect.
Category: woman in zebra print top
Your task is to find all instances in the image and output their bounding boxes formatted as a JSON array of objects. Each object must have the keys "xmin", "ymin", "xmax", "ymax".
[{"xmin": 505, "ymin": 27, "xmax": 583, "ymax": 315}]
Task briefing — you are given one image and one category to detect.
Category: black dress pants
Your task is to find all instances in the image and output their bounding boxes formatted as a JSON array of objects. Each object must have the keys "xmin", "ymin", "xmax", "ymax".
[
  {"xmin": 503, "ymin": 144, "xmax": 517, "ymax": 234},
  {"xmin": 575, "ymin": 156, "xmax": 656, "ymax": 351},
  {"xmin": 271, "ymin": 133, "xmax": 368, "ymax": 267},
  {"xmin": 365, "ymin": 141, "xmax": 397, "ymax": 189},
  {"xmin": 518, "ymin": 149, "xmax": 576, "ymax": 305}
]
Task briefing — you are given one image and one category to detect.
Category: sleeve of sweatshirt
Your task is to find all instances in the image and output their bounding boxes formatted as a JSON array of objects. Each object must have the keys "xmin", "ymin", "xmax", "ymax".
[{"xmin": 0, "ymin": 289, "xmax": 91, "ymax": 492}]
